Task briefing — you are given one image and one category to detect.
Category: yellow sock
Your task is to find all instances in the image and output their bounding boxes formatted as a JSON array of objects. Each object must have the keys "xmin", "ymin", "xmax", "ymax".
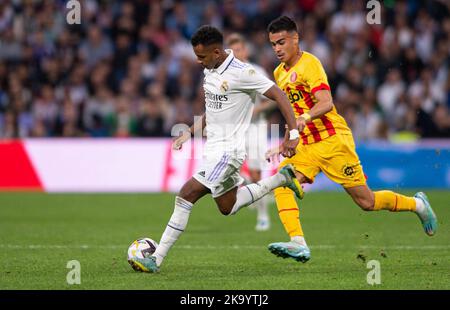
[
  {"xmin": 274, "ymin": 186, "xmax": 304, "ymax": 237},
  {"xmin": 373, "ymin": 190, "xmax": 416, "ymax": 212}
]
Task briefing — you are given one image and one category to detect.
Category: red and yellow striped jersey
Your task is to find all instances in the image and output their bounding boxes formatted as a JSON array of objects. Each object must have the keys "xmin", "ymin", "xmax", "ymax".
[{"xmin": 274, "ymin": 51, "xmax": 351, "ymax": 145}]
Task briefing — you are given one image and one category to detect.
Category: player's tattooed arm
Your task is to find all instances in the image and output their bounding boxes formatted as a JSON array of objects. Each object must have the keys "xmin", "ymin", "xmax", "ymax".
[
  {"xmin": 263, "ymin": 85, "xmax": 299, "ymax": 158},
  {"xmin": 173, "ymin": 113, "xmax": 206, "ymax": 150}
]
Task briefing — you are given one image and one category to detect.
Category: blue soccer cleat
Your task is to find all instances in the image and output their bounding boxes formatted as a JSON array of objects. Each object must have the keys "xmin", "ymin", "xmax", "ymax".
[
  {"xmin": 279, "ymin": 164, "xmax": 304, "ymax": 200},
  {"xmin": 268, "ymin": 241, "xmax": 311, "ymax": 263},
  {"xmin": 129, "ymin": 256, "xmax": 159, "ymax": 273},
  {"xmin": 414, "ymin": 192, "xmax": 438, "ymax": 236}
]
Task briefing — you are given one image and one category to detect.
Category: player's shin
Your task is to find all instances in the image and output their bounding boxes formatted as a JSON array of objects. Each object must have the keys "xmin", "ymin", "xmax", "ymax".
[
  {"xmin": 153, "ymin": 196, "xmax": 193, "ymax": 266},
  {"xmin": 274, "ymin": 187, "xmax": 304, "ymax": 238},
  {"xmin": 373, "ymin": 190, "xmax": 416, "ymax": 212},
  {"xmin": 229, "ymin": 172, "xmax": 287, "ymax": 215}
]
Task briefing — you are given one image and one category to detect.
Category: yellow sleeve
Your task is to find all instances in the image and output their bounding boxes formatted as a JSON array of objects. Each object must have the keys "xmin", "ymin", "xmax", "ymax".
[
  {"xmin": 273, "ymin": 62, "xmax": 286, "ymax": 85},
  {"xmin": 304, "ymin": 57, "xmax": 330, "ymax": 95},
  {"xmin": 273, "ymin": 67, "xmax": 280, "ymax": 84}
]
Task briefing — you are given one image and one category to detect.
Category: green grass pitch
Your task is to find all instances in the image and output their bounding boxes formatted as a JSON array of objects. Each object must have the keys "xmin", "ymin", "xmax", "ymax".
[{"xmin": 0, "ymin": 191, "xmax": 448, "ymax": 290}]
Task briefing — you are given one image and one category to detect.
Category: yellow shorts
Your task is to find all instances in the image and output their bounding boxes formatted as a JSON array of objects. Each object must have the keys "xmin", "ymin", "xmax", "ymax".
[{"xmin": 279, "ymin": 133, "xmax": 366, "ymax": 188}]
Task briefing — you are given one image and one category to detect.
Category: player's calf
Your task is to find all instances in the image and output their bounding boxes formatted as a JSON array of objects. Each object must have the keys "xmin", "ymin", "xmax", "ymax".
[
  {"xmin": 354, "ymin": 196, "xmax": 375, "ymax": 211},
  {"xmin": 345, "ymin": 186, "xmax": 375, "ymax": 211}
]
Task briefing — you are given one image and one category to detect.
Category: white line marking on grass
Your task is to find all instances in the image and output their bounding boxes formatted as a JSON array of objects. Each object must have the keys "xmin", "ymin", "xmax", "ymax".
[{"xmin": 0, "ymin": 244, "xmax": 449, "ymax": 250}]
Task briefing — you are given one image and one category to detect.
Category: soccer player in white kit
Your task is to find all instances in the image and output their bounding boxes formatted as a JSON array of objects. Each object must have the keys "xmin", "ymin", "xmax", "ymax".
[
  {"xmin": 226, "ymin": 33, "xmax": 276, "ymax": 231},
  {"xmin": 129, "ymin": 25, "xmax": 303, "ymax": 273}
]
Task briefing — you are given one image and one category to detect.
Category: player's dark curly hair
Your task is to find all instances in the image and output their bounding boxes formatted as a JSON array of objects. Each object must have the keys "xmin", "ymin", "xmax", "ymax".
[
  {"xmin": 191, "ymin": 25, "xmax": 223, "ymax": 47},
  {"xmin": 267, "ymin": 16, "xmax": 298, "ymax": 33}
]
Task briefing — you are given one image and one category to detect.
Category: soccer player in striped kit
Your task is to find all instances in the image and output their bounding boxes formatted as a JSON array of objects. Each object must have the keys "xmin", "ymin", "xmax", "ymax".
[{"xmin": 265, "ymin": 16, "xmax": 438, "ymax": 263}]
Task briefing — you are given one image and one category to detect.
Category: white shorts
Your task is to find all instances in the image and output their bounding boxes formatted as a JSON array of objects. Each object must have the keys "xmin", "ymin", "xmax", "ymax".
[
  {"xmin": 193, "ymin": 153, "xmax": 245, "ymax": 198},
  {"xmin": 245, "ymin": 122, "xmax": 269, "ymax": 171}
]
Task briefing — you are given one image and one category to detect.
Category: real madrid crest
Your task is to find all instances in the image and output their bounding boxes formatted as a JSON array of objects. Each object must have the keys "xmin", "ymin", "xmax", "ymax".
[{"xmin": 220, "ymin": 80, "xmax": 229, "ymax": 92}]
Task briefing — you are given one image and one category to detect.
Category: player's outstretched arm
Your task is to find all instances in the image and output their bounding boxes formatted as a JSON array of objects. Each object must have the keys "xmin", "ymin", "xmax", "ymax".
[
  {"xmin": 173, "ymin": 113, "xmax": 206, "ymax": 150},
  {"xmin": 263, "ymin": 85, "xmax": 299, "ymax": 158}
]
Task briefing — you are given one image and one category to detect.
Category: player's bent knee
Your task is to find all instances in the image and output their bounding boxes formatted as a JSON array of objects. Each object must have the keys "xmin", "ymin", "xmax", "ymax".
[
  {"xmin": 218, "ymin": 207, "xmax": 232, "ymax": 216},
  {"xmin": 216, "ymin": 202, "xmax": 233, "ymax": 215}
]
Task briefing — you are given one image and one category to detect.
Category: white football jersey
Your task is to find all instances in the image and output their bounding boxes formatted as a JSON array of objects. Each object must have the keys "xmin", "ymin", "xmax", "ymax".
[{"xmin": 202, "ymin": 50, "xmax": 274, "ymax": 158}]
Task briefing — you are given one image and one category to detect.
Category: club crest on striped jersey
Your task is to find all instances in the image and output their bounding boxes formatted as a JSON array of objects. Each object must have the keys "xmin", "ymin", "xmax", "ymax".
[{"xmin": 290, "ymin": 72, "xmax": 297, "ymax": 82}]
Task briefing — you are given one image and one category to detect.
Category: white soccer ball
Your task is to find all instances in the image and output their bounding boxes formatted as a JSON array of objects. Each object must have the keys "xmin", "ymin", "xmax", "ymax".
[{"xmin": 127, "ymin": 238, "xmax": 158, "ymax": 270}]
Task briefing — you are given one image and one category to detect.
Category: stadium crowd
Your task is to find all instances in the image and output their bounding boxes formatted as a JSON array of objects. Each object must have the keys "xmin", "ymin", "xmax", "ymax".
[{"xmin": 0, "ymin": 0, "xmax": 449, "ymax": 140}]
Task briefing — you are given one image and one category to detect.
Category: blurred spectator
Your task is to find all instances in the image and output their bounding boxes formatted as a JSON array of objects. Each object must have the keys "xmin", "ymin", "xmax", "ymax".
[
  {"xmin": 83, "ymin": 86, "xmax": 115, "ymax": 136},
  {"xmin": 377, "ymin": 69, "xmax": 405, "ymax": 125},
  {"xmin": 431, "ymin": 105, "xmax": 450, "ymax": 137},
  {"xmin": 32, "ymin": 84, "xmax": 59, "ymax": 136},
  {"xmin": 352, "ymin": 88, "xmax": 384, "ymax": 141},
  {"xmin": 106, "ymin": 96, "xmax": 137, "ymax": 137},
  {"xmin": 79, "ymin": 25, "xmax": 113, "ymax": 69},
  {"xmin": 136, "ymin": 98, "xmax": 164, "ymax": 137},
  {"xmin": 8, "ymin": 96, "xmax": 34, "ymax": 138},
  {"xmin": 0, "ymin": 110, "xmax": 16, "ymax": 138},
  {"xmin": 330, "ymin": 0, "xmax": 365, "ymax": 35},
  {"xmin": 408, "ymin": 67, "xmax": 445, "ymax": 113},
  {"xmin": 56, "ymin": 98, "xmax": 83, "ymax": 137}
]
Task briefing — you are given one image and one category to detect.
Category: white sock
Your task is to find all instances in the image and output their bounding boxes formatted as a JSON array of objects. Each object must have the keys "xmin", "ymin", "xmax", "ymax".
[
  {"xmin": 230, "ymin": 172, "xmax": 287, "ymax": 215},
  {"xmin": 414, "ymin": 197, "xmax": 426, "ymax": 215},
  {"xmin": 153, "ymin": 196, "xmax": 193, "ymax": 266},
  {"xmin": 256, "ymin": 196, "xmax": 269, "ymax": 222},
  {"xmin": 291, "ymin": 236, "xmax": 307, "ymax": 246}
]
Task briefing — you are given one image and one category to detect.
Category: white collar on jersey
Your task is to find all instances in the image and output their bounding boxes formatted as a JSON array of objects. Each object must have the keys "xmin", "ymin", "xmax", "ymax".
[{"xmin": 210, "ymin": 49, "xmax": 235, "ymax": 75}]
